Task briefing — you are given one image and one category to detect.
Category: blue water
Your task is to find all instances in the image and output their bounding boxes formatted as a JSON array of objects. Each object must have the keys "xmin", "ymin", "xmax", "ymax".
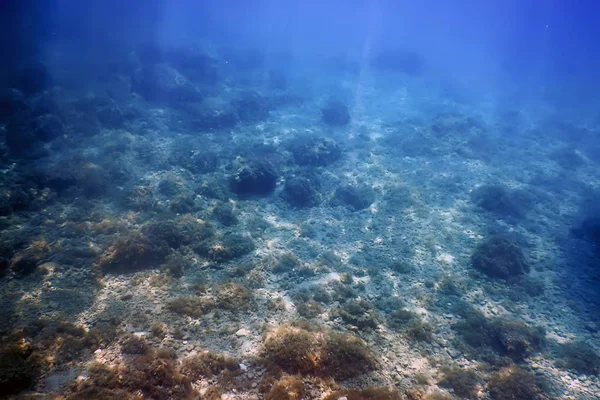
[{"xmin": 1, "ymin": 1, "xmax": 600, "ymax": 398}]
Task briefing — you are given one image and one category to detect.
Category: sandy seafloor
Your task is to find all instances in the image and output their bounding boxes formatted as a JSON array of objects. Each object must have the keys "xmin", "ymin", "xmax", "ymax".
[{"xmin": 1, "ymin": 47, "xmax": 600, "ymax": 399}]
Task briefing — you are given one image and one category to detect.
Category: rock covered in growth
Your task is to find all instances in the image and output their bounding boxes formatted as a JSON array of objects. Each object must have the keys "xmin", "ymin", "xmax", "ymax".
[
  {"xmin": 431, "ymin": 112, "xmax": 485, "ymax": 137},
  {"xmin": 471, "ymin": 184, "xmax": 530, "ymax": 219},
  {"xmin": 571, "ymin": 216, "xmax": 600, "ymax": 251},
  {"xmin": 261, "ymin": 326, "xmax": 377, "ymax": 380},
  {"xmin": 140, "ymin": 46, "xmax": 220, "ymax": 86},
  {"xmin": 290, "ymin": 136, "xmax": 342, "ymax": 167},
  {"xmin": 230, "ymin": 161, "xmax": 278, "ymax": 196},
  {"xmin": 132, "ymin": 63, "xmax": 202, "ymax": 103},
  {"xmin": 6, "ymin": 113, "xmax": 64, "ymax": 157},
  {"xmin": 321, "ymin": 99, "xmax": 350, "ymax": 126},
  {"xmin": 231, "ymin": 91, "xmax": 270, "ymax": 123},
  {"xmin": 191, "ymin": 104, "xmax": 239, "ymax": 132},
  {"xmin": 9, "ymin": 61, "xmax": 52, "ymax": 95},
  {"xmin": 471, "ymin": 236, "xmax": 530, "ymax": 280},
  {"xmin": 283, "ymin": 174, "xmax": 321, "ymax": 208},
  {"xmin": 333, "ymin": 184, "xmax": 376, "ymax": 211}
]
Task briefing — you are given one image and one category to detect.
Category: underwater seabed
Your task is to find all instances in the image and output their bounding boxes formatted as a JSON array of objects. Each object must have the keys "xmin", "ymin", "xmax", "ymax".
[{"xmin": 0, "ymin": 45, "xmax": 600, "ymax": 399}]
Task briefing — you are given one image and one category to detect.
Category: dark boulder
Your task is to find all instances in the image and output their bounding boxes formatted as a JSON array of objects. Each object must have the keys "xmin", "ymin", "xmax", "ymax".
[
  {"xmin": 230, "ymin": 161, "xmax": 278, "ymax": 196},
  {"xmin": 321, "ymin": 100, "xmax": 350, "ymax": 126},
  {"xmin": 283, "ymin": 175, "xmax": 321, "ymax": 208},
  {"xmin": 132, "ymin": 63, "xmax": 202, "ymax": 103},
  {"xmin": 186, "ymin": 102, "xmax": 239, "ymax": 132},
  {"xmin": 231, "ymin": 91, "xmax": 270, "ymax": 123},
  {"xmin": 333, "ymin": 184, "xmax": 376, "ymax": 211},
  {"xmin": 471, "ymin": 236, "xmax": 530, "ymax": 280},
  {"xmin": 290, "ymin": 136, "xmax": 342, "ymax": 167},
  {"xmin": 6, "ymin": 113, "xmax": 64, "ymax": 157},
  {"xmin": 10, "ymin": 61, "xmax": 52, "ymax": 95}
]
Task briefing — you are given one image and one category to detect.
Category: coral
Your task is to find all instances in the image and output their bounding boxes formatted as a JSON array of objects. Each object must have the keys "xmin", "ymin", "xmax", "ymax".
[
  {"xmin": 487, "ymin": 366, "xmax": 545, "ymax": 400},
  {"xmin": 321, "ymin": 99, "xmax": 351, "ymax": 126},
  {"xmin": 471, "ymin": 236, "xmax": 530, "ymax": 280},
  {"xmin": 283, "ymin": 174, "xmax": 322, "ymax": 208},
  {"xmin": 556, "ymin": 341, "xmax": 600, "ymax": 375},
  {"xmin": 290, "ymin": 136, "xmax": 342, "ymax": 167},
  {"xmin": 332, "ymin": 184, "xmax": 376, "ymax": 211},
  {"xmin": 180, "ymin": 351, "xmax": 240, "ymax": 380},
  {"xmin": 230, "ymin": 161, "xmax": 278, "ymax": 196},
  {"xmin": 97, "ymin": 231, "xmax": 170, "ymax": 274},
  {"xmin": 438, "ymin": 366, "xmax": 481, "ymax": 399}
]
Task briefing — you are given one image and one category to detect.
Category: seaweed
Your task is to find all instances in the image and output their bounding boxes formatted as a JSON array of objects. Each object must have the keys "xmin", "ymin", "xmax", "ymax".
[
  {"xmin": 438, "ymin": 366, "xmax": 481, "ymax": 399},
  {"xmin": 263, "ymin": 374, "xmax": 305, "ymax": 400},
  {"xmin": 324, "ymin": 386, "xmax": 403, "ymax": 400},
  {"xmin": 487, "ymin": 366, "xmax": 545, "ymax": 400},
  {"xmin": 0, "ymin": 343, "xmax": 40, "ymax": 396},
  {"xmin": 334, "ymin": 298, "xmax": 380, "ymax": 330},
  {"xmin": 261, "ymin": 325, "xmax": 377, "ymax": 380},
  {"xmin": 167, "ymin": 296, "xmax": 209, "ymax": 318},
  {"xmin": 97, "ymin": 231, "xmax": 170, "ymax": 274},
  {"xmin": 556, "ymin": 341, "xmax": 600, "ymax": 375},
  {"xmin": 180, "ymin": 351, "xmax": 241, "ymax": 380}
]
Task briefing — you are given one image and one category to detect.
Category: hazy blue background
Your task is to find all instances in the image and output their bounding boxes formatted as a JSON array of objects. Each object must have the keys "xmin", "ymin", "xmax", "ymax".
[{"xmin": 5, "ymin": 0, "xmax": 600, "ymax": 107}]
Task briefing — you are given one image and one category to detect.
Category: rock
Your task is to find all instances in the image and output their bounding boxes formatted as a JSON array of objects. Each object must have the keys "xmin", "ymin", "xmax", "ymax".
[{"xmin": 236, "ymin": 328, "xmax": 249, "ymax": 337}]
